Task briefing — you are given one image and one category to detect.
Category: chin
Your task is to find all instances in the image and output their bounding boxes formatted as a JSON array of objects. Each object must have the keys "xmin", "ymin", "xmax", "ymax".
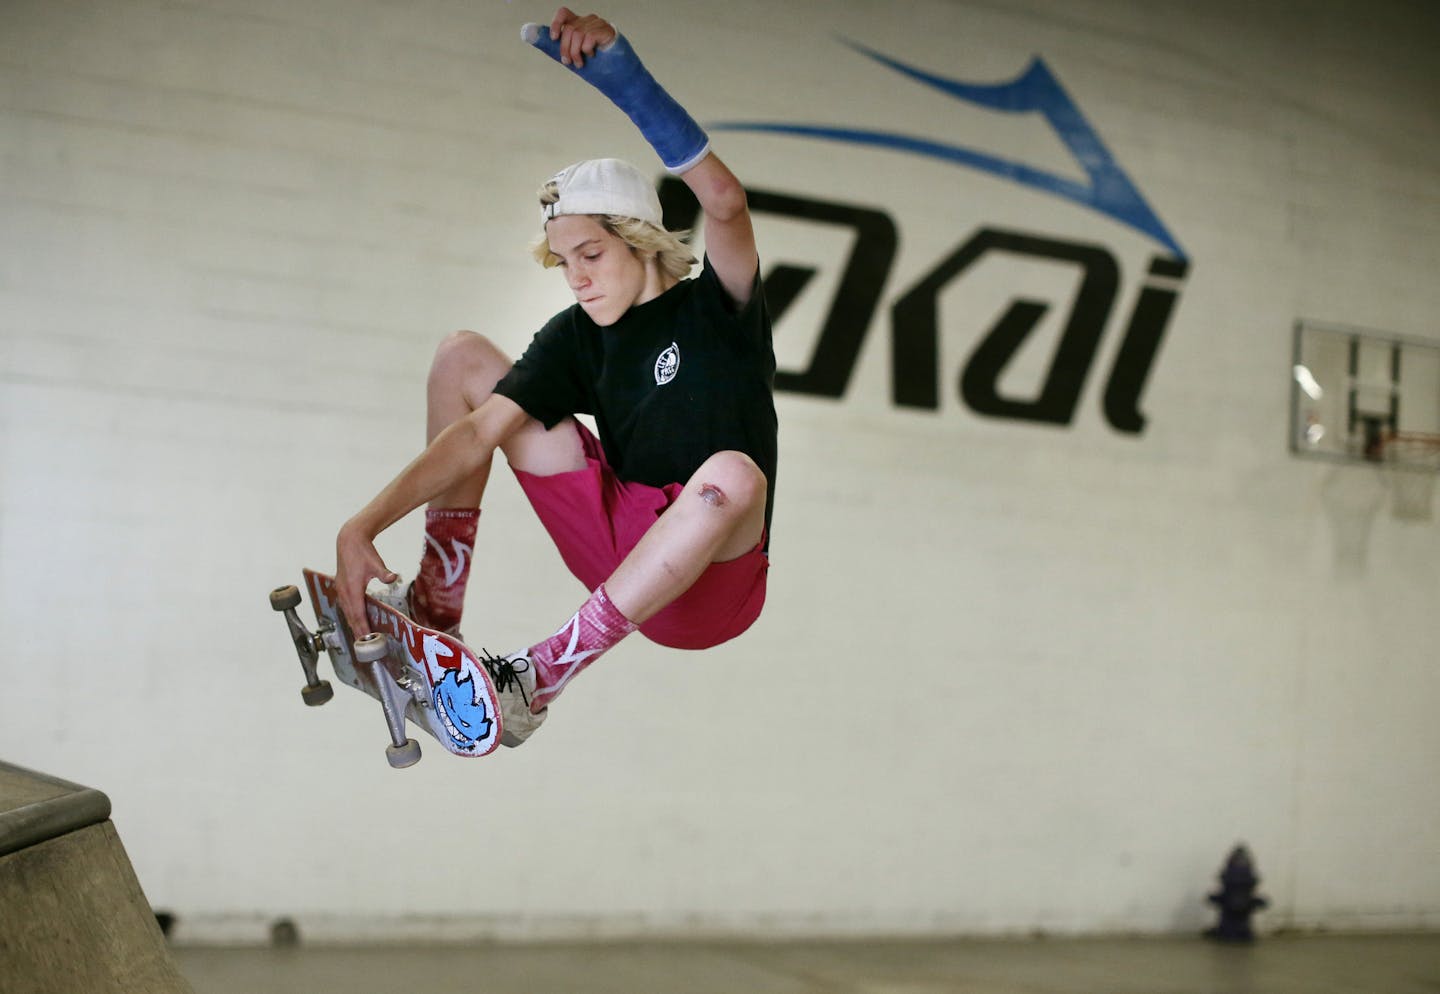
[{"xmin": 582, "ymin": 303, "xmax": 622, "ymax": 327}]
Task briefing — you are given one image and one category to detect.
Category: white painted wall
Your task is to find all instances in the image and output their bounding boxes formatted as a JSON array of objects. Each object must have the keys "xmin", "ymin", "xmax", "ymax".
[{"xmin": 3, "ymin": 0, "xmax": 1438, "ymax": 941}]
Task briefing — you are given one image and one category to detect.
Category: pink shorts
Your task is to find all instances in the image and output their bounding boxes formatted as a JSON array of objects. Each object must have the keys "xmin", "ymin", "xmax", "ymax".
[{"xmin": 511, "ymin": 422, "xmax": 769, "ymax": 651}]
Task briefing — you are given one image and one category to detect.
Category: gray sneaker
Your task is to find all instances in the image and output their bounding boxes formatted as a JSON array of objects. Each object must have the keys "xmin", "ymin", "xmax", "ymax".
[{"xmin": 473, "ymin": 650, "xmax": 548, "ymax": 748}]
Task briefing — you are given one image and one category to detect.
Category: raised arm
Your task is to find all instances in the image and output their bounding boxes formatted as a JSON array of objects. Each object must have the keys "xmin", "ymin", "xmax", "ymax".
[
  {"xmin": 525, "ymin": 8, "xmax": 759, "ymax": 306},
  {"xmin": 334, "ymin": 394, "xmax": 529, "ymax": 635},
  {"xmin": 675, "ymin": 153, "xmax": 757, "ymax": 308}
]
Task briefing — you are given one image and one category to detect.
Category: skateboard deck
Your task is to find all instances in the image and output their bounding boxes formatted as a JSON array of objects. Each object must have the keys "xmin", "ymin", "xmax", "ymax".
[{"xmin": 269, "ymin": 570, "xmax": 503, "ymax": 766}]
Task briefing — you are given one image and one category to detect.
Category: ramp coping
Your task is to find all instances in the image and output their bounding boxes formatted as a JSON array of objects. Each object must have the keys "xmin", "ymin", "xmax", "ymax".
[{"xmin": 0, "ymin": 761, "xmax": 114, "ymax": 857}]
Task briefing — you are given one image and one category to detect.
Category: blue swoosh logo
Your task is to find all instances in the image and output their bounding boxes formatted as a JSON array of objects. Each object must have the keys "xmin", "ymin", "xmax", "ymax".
[{"xmin": 711, "ymin": 38, "xmax": 1185, "ymax": 261}]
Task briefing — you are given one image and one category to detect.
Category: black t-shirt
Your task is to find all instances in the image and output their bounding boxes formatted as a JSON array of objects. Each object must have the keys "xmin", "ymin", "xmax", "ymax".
[{"xmin": 495, "ymin": 256, "xmax": 778, "ymax": 542}]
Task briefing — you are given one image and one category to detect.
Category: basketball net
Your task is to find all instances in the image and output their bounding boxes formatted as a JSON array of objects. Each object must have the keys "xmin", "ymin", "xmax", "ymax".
[{"xmin": 1381, "ymin": 432, "xmax": 1440, "ymax": 522}]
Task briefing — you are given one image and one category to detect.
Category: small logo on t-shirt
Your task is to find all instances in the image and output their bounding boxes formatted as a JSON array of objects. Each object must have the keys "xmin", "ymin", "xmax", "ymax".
[{"xmin": 654, "ymin": 342, "xmax": 680, "ymax": 386}]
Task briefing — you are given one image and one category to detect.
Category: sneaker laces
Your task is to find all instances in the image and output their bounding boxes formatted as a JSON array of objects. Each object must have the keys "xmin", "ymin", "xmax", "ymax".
[{"xmin": 476, "ymin": 650, "xmax": 533, "ymax": 708}]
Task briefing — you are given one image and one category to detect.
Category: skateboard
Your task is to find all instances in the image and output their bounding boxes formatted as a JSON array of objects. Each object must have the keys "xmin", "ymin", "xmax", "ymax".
[{"xmin": 269, "ymin": 570, "xmax": 503, "ymax": 767}]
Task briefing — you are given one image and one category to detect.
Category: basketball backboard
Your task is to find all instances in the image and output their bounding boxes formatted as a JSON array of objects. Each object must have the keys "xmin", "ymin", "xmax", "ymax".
[{"xmin": 1290, "ymin": 321, "xmax": 1440, "ymax": 464}]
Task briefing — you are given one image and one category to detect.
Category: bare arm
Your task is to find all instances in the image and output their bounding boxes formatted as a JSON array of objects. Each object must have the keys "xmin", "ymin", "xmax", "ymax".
[
  {"xmin": 335, "ymin": 394, "xmax": 529, "ymax": 635},
  {"xmin": 680, "ymin": 152, "xmax": 758, "ymax": 309}
]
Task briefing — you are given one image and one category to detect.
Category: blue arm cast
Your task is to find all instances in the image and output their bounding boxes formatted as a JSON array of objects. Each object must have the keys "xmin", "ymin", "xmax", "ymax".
[{"xmin": 522, "ymin": 23, "xmax": 711, "ymax": 174}]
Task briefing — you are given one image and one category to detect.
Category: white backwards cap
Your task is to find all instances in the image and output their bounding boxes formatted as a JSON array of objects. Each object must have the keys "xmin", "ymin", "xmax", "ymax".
[{"xmin": 541, "ymin": 158, "xmax": 663, "ymax": 227}]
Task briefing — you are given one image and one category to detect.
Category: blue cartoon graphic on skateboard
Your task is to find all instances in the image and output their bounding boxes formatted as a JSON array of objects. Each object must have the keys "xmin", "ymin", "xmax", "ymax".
[{"xmin": 269, "ymin": 570, "xmax": 502, "ymax": 767}]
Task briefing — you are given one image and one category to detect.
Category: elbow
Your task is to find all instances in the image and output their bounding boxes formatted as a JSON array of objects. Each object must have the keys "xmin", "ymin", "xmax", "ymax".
[
  {"xmin": 701, "ymin": 175, "xmax": 748, "ymax": 224},
  {"xmin": 691, "ymin": 165, "xmax": 748, "ymax": 227},
  {"xmin": 461, "ymin": 407, "xmax": 498, "ymax": 457},
  {"xmin": 686, "ymin": 154, "xmax": 750, "ymax": 224},
  {"xmin": 465, "ymin": 394, "xmax": 524, "ymax": 456}
]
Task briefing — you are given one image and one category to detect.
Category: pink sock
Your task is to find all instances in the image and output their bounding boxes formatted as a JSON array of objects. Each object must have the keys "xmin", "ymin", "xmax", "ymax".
[
  {"xmin": 529, "ymin": 585, "xmax": 637, "ymax": 710},
  {"xmin": 411, "ymin": 508, "xmax": 479, "ymax": 632}
]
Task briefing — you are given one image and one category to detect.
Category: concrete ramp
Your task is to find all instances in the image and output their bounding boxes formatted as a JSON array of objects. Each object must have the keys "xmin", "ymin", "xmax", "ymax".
[{"xmin": 0, "ymin": 761, "xmax": 194, "ymax": 994}]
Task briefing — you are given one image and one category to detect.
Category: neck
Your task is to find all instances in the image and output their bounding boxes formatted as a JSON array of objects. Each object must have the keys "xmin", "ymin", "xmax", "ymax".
[{"xmin": 636, "ymin": 259, "xmax": 678, "ymax": 307}]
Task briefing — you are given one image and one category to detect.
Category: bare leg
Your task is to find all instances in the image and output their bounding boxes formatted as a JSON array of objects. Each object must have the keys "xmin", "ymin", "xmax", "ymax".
[
  {"xmin": 499, "ymin": 448, "xmax": 768, "ymax": 739},
  {"xmin": 425, "ymin": 331, "xmax": 585, "ymax": 509},
  {"xmin": 603, "ymin": 450, "xmax": 768, "ymax": 624},
  {"xmin": 403, "ymin": 331, "xmax": 587, "ymax": 631}
]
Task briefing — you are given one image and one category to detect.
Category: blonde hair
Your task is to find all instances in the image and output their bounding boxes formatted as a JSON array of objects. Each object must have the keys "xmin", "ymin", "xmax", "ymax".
[{"xmin": 531, "ymin": 180, "xmax": 697, "ymax": 281}]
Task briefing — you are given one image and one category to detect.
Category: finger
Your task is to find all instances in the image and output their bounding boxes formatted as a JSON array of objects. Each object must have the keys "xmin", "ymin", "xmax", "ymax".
[
  {"xmin": 356, "ymin": 569, "xmax": 393, "ymax": 634},
  {"xmin": 572, "ymin": 17, "xmax": 614, "ymax": 66},
  {"xmin": 550, "ymin": 6, "xmax": 575, "ymax": 41},
  {"xmin": 369, "ymin": 550, "xmax": 396, "ymax": 586},
  {"xmin": 343, "ymin": 591, "xmax": 370, "ymax": 637},
  {"xmin": 563, "ymin": 25, "xmax": 583, "ymax": 66}
]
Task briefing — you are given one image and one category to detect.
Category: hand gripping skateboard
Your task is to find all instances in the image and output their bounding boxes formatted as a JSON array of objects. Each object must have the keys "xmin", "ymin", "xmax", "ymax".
[{"xmin": 269, "ymin": 570, "xmax": 502, "ymax": 767}]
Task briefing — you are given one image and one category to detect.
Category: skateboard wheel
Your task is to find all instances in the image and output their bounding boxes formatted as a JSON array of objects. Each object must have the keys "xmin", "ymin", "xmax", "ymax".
[
  {"xmin": 354, "ymin": 632, "xmax": 388, "ymax": 663},
  {"xmin": 386, "ymin": 739, "xmax": 422, "ymax": 769},
  {"xmin": 270, "ymin": 585, "xmax": 302, "ymax": 612},
  {"xmin": 301, "ymin": 680, "xmax": 334, "ymax": 707}
]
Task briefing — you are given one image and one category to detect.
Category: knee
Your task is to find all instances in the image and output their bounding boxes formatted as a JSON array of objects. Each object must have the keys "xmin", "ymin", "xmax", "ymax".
[
  {"xmin": 693, "ymin": 451, "xmax": 767, "ymax": 513},
  {"xmin": 432, "ymin": 329, "xmax": 497, "ymax": 369},
  {"xmin": 430, "ymin": 331, "xmax": 509, "ymax": 388}
]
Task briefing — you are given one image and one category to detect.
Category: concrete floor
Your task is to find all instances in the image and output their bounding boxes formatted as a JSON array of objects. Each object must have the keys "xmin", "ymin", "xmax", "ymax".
[
  {"xmin": 19, "ymin": 764, "xmax": 1434, "ymax": 994},
  {"xmin": 174, "ymin": 933, "xmax": 1440, "ymax": 994}
]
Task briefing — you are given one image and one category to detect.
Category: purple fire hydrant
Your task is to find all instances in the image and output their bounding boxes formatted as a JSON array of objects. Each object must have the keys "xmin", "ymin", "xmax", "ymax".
[{"xmin": 1205, "ymin": 844, "xmax": 1268, "ymax": 942}]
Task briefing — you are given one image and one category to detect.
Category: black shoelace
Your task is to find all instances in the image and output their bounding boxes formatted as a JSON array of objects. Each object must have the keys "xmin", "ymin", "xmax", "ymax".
[{"xmin": 477, "ymin": 650, "xmax": 532, "ymax": 706}]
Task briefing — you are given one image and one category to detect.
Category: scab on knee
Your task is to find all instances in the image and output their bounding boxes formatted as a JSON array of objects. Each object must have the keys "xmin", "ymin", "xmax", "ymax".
[{"xmin": 698, "ymin": 483, "xmax": 728, "ymax": 508}]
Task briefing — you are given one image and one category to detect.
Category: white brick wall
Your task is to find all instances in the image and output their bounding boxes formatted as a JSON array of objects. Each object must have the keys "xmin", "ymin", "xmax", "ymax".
[{"xmin": 2, "ymin": 0, "xmax": 1437, "ymax": 940}]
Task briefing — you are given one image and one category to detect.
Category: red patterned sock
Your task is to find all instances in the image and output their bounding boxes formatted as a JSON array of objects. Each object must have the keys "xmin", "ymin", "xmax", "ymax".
[
  {"xmin": 411, "ymin": 508, "xmax": 479, "ymax": 632},
  {"xmin": 528, "ymin": 585, "xmax": 637, "ymax": 711}
]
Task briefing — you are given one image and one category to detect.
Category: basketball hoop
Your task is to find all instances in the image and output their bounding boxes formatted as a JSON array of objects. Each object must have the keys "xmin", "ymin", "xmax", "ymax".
[{"xmin": 1380, "ymin": 432, "xmax": 1440, "ymax": 521}]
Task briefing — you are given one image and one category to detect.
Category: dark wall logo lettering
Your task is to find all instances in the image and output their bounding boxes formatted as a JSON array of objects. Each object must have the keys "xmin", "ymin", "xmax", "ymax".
[{"xmin": 661, "ymin": 38, "xmax": 1189, "ymax": 434}]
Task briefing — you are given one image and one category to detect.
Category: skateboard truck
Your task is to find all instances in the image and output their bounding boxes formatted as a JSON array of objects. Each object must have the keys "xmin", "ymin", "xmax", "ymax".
[
  {"xmin": 269, "ymin": 586, "xmax": 334, "ymax": 706},
  {"xmin": 270, "ymin": 584, "xmax": 423, "ymax": 769},
  {"xmin": 354, "ymin": 633, "xmax": 423, "ymax": 769}
]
